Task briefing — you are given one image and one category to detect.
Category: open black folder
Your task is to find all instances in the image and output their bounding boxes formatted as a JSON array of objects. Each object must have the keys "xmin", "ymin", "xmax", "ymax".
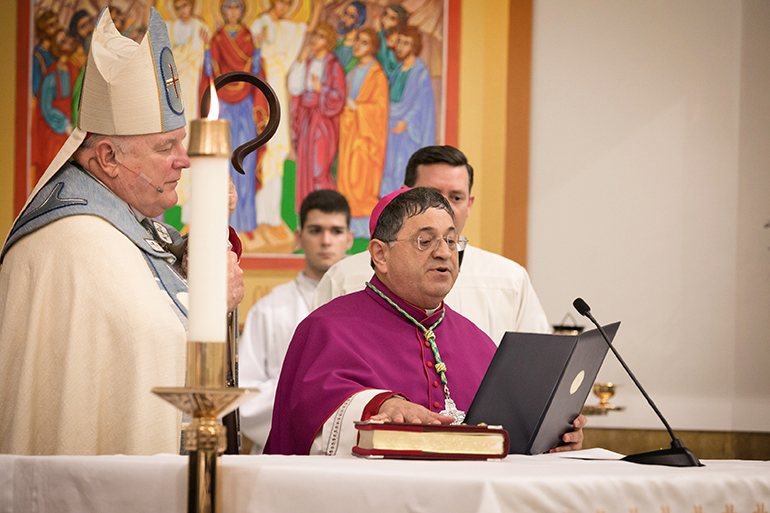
[{"xmin": 464, "ymin": 322, "xmax": 620, "ymax": 455}]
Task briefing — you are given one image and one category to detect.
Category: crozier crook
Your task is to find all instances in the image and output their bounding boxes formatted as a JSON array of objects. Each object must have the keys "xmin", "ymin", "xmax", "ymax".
[{"xmin": 200, "ymin": 71, "xmax": 282, "ymax": 175}]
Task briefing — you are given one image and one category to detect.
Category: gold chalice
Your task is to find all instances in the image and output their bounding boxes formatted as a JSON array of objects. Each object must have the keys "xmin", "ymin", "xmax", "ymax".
[
  {"xmin": 581, "ymin": 382, "xmax": 625, "ymax": 415},
  {"xmin": 593, "ymin": 382, "xmax": 617, "ymax": 407}
]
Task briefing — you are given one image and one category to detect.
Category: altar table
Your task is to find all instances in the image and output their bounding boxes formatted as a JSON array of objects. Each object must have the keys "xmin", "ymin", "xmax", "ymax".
[{"xmin": 1, "ymin": 449, "xmax": 769, "ymax": 512}]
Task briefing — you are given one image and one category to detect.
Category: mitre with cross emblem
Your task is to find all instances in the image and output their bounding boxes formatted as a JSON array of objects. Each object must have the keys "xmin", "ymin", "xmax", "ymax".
[{"xmin": 24, "ymin": 5, "xmax": 187, "ymax": 215}]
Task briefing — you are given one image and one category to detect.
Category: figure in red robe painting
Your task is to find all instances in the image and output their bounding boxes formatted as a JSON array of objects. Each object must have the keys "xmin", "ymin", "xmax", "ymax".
[{"xmin": 287, "ymin": 22, "xmax": 345, "ymax": 212}]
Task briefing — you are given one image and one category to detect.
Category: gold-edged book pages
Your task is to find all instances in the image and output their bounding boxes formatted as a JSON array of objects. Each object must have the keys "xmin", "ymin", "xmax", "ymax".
[{"xmin": 352, "ymin": 420, "xmax": 509, "ymax": 460}]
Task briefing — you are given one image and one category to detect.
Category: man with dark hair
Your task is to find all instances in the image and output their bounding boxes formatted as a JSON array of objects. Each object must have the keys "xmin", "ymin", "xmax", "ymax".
[
  {"xmin": 379, "ymin": 25, "xmax": 436, "ymax": 197},
  {"xmin": 239, "ymin": 190, "xmax": 353, "ymax": 453},
  {"xmin": 266, "ymin": 188, "xmax": 586, "ymax": 455},
  {"xmin": 314, "ymin": 145, "xmax": 550, "ymax": 344}
]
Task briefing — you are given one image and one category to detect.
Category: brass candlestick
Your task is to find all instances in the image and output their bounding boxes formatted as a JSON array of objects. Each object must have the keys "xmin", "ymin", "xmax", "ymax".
[
  {"xmin": 153, "ymin": 117, "xmax": 256, "ymax": 513},
  {"xmin": 153, "ymin": 72, "xmax": 280, "ymax": 513}
]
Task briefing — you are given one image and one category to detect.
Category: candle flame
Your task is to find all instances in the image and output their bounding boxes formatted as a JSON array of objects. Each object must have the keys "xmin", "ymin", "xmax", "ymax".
[{"xmin": 207, "ymin": 78, "xmax": 219, "ymax": 120}]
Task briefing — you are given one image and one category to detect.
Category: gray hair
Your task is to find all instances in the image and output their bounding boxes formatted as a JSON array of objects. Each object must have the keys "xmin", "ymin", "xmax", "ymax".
[
  {"xmin": 371, "ymin": 187, "xmax": 454, "ymax": 243},
  {"xmin": 77, "ymin": 134, "xmax": 136, "ymax": 163}
]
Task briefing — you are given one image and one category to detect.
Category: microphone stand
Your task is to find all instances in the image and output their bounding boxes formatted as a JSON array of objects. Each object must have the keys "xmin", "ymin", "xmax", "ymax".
[{"xmin": 574, "ymin": 298, "xmax": 703, "ymax": 467}]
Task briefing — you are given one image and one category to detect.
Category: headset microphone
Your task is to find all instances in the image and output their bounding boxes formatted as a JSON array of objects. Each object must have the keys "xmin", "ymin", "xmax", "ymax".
[
  {"xmin": 115, "ymin": 155, "xmax": 165, "ymax": 193},
  {"xmin": 137, "ymin": 172, "xmax": 165, "ymax": 193}
]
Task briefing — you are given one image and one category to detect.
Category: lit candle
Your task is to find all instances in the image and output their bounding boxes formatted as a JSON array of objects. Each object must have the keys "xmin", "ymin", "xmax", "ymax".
[{"xmin": 186, "ymin": 85, "xmax": 231, "ymax": 346}]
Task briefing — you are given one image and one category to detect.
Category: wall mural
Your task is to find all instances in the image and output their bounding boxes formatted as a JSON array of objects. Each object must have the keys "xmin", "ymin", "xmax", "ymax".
[{"xmin": 20, "ymin": 0, "xmax": 458, "ymax": 257}]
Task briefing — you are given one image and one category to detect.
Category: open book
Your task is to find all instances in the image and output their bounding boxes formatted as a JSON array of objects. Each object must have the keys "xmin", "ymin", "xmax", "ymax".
[{"xmin": 352, "ymin": 420, "xmax": 509, "ymax": 460}]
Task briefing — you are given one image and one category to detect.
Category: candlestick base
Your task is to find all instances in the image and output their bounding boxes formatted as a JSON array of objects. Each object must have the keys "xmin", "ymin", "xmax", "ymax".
[{"xmin": 153, "ymin": 387, "xmax": 258, "ymax": 513}]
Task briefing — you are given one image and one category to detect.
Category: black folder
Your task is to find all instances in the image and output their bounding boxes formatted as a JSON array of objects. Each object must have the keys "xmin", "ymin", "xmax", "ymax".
[{"xmin": 465, "ymin": 322, "xmax": 620, "ymax": 454}]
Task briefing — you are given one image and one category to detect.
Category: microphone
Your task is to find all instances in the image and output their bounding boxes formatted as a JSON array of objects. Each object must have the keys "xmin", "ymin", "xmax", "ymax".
[
  {"xmin": 573, "ymin": 297, "xmax": 703, "ymax": 467},
  {"xmin": 119, "ymin": 159, "xmax": 165, "ymax": 193},
  {"xmin": 137, "ymin": 172, "xmax": 165, "ymax": 193}
]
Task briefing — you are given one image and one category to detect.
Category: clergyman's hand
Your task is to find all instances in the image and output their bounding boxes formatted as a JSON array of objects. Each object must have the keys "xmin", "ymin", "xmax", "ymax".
[
  {"xmin": 226, "ymin": 251, "xmax": 244, "ymax": 312},
  {"xmin": 370, "ymin": 396, "xmax": 455, "ymax": 425},
  {"xmin": 549, "ymin": 414, "xmax": 587, "ymax": 453}
]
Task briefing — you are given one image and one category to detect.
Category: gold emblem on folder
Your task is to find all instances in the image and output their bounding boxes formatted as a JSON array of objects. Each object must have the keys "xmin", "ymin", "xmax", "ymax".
[{"xmin": 570, "ymin": 370, "xmax": 585, "ymax": 394}]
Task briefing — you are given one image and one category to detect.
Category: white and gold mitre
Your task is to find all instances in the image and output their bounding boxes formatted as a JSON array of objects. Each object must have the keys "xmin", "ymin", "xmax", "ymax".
[
  {"xmin": 79, "ymin": 6, "xmax": 186, "ymax": 135},
  {"xmin": 25, "ymin": 6, "xmax": 186, "ymax": 210}
]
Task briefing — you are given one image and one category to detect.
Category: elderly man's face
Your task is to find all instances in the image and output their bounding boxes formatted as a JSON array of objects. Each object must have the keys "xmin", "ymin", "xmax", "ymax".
[
  {"xmin": 116, "ymin": 127, "xmax": 190, "ymax": 218},
  {"xmin": 381, "ymin": 207, "xmax": 458, "ymax": 309}
]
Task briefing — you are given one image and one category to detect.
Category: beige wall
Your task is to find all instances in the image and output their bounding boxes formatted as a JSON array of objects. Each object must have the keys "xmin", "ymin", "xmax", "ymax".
[{"xmin": 528, "ymin": 0, "xmax": 769, "ymax": 432}]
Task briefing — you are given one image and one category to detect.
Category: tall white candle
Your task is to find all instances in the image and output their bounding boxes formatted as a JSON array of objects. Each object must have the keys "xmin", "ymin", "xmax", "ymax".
[{"xmin": 186, "ymin": 151, "xmax": 229, "ymax": 342}]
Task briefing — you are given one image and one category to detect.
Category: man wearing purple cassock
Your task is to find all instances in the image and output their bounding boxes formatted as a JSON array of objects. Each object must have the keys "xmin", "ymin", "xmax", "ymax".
[{"xmin": 265, "ymin": 187, "xmax": 587, "ymax": 455}]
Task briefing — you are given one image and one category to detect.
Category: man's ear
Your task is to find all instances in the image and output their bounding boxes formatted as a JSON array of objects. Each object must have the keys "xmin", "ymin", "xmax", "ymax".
[
  {"xmin": 93, "ymin": 140, "xmax": 121, "ymax": 178},
  {"xmin": 368, "ymin": 238, "xmax": 389, "ymax": 274},
  {"xmin": 345, "ymin": 229, "xmax": 354, "ymax": 251}
]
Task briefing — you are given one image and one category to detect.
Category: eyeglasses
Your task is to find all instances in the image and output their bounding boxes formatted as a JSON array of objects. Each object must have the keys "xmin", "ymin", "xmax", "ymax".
[{"xmin": 389, "ymin": 235, "xmax": 468, "ymax": 252}]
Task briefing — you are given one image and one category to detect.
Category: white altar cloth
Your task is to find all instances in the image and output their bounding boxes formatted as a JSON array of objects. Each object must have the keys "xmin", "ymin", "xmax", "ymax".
[{"xmin": 1, "ymin": 449, "xmax": 769, "ymax": 513}]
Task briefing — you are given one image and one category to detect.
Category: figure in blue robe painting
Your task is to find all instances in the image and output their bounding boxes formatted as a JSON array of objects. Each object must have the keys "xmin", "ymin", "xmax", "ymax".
[{"xmin": 379, "ymin": 25, "xmax": 436, "ymax": 198}]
